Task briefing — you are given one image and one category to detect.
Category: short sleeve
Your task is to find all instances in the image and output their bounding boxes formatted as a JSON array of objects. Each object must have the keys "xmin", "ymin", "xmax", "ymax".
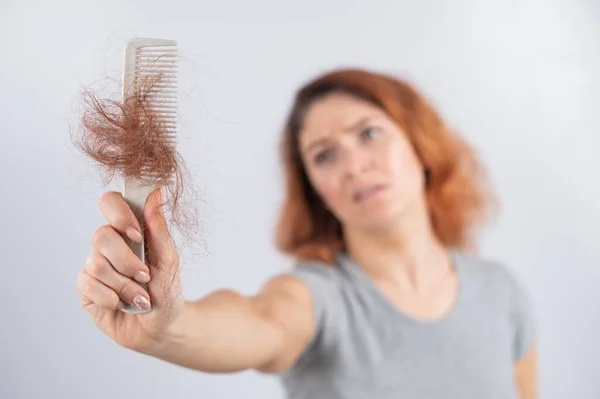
[
  {"xmin": 286, "ymin": 263, "xmax": 341, "ymax": 363},
  {"xmin": 506, "ymin": 268, "xmax": 536, "ymax": 361}
]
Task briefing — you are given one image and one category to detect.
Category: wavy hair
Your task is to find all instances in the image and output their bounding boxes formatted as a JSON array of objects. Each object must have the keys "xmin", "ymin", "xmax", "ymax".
[{"xmin": 275, "ymin": 68, "xmax": 498, "ymax": 264}]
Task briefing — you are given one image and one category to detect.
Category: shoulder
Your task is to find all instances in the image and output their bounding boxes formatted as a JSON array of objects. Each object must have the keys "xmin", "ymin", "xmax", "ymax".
[
  {"xmin": 258, "ymin": 259, "xmax": 351, "ymax": 375},
  {"xmin": 261, "ymin": 258, "xmax": 349, "ymax": 323},
  {"xmin": 261, "ymin": 258, "xmax": 342, "ymax": 292},
  {"xmin": 454, "ymin": 250, "xmax": 529, "ymax": 298},
  {"xmin": 285, "ymin": 259, "xmax": 352, "ymax": 332},
  {"xmin": 280, "ymin": 258, "xmax": 350, "ymax": 313}
]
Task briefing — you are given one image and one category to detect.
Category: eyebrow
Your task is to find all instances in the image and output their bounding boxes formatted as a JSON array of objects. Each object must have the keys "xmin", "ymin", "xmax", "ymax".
[
  {"xmin": 342, "ymin": 114, "xmax": 374, "ymax": 133},
  {"xmin": 302, "ymin": 115, "xmax": 376, "ymax": 154}
]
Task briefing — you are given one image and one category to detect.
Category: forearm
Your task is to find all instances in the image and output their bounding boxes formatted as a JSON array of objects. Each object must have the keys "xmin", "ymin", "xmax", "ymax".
[{"xmin": 143, "ymin": 289, "xmax": 283, "ymax": 373}]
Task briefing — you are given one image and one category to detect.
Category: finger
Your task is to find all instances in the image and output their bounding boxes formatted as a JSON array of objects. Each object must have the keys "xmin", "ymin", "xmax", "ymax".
[
  {"xmin": 91, "ymin": 225, "xmax": 151, "ymax": 284},
  {"xmin": 144, "ymin": 188, "xmax": 178, "ymax": 267},
  {"xmin": 85, "ymin": 251, "xmax": 152, "ymax": 311},
  {"xmin": 77, "ymin": 269, "xmax": 123, "ymax": 311},
  {"xmin": 99, "ymin": 191, "xmax": 143, "ymax": 244}
]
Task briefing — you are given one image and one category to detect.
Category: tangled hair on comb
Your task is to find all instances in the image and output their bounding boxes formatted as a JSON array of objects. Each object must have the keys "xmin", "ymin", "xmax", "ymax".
[{"xmin": 71, "ymin": 71, "xmax": 202, "ymax": 254}]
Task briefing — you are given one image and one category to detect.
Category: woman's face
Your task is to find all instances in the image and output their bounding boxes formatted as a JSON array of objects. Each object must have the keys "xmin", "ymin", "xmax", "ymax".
[{"xmin": 299, "ymin": 92, "xmax": 426, "ymax": 232}]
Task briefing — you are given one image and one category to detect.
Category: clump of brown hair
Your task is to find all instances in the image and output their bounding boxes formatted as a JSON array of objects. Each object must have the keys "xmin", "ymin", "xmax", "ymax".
[
  {"xmin": 71, "ymin": 72, "xmax": 201, "ymax": 251},
  {"xmin": 275, "ymin": 68, "xmax": 498, "ymax": 264}
]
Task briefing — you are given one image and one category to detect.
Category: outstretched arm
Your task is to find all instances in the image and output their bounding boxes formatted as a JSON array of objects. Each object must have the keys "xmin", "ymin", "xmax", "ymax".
[{"xmin": 142, "ymin": 275, "xmax": 316, "ymax": 374}]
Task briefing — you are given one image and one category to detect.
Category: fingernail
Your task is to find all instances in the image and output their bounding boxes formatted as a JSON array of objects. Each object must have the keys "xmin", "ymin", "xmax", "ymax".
[
  {"xmin": 134, "ymin": 270, "xmax": 151, "ymax": 284},
  {"xmin": 126, "ymin": 226, "xmax": 143, "ymax": 243},
  {"xmin": 133, "ymin": 295, "xmax": 151, "ymax": 311}
]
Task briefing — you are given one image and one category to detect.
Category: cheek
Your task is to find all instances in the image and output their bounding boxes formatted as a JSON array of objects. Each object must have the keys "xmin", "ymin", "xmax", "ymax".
[
  {"xmin": 385, "ymin": 141, "xmax": 423, "ymax": 186},
  {"xmin": 309, "ymin": 170, "xmax": 343, "ymax": 207}
]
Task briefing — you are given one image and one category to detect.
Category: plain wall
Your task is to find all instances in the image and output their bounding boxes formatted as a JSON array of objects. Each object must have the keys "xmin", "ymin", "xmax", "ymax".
[{"xmin": 1, "ymin": 0, "xmax": 599, "ymax": 397}]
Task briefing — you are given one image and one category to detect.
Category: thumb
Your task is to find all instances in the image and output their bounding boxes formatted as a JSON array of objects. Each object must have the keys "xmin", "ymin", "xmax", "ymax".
[{"xmin": 143, "ymin": 188, "xmax": 176, "ymax": 267}]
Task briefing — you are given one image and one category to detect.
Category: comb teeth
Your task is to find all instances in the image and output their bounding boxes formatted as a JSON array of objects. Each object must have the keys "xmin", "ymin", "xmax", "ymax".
[
  {"xmin": 136, "ymin": 45, "xmax": 177, "ymax": 147},
  {"xmin": 123, "ymin": 38, "xmax": 178, "ymax": 181}
]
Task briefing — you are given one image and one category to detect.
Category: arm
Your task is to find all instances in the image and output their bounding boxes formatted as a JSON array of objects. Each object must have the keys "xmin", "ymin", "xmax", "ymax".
[
  {"xmin": 514, "ymin": 345, "xmax": 537, "ymax": 399},
  {"xmin": 141, "ymin": 275, "xmax": 316, "ymax": 374}
]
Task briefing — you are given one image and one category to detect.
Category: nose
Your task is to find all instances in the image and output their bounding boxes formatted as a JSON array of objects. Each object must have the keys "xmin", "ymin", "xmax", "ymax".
[{"xmin": 340, "ymin": 148, "xmax": 371, "ymax": 180}]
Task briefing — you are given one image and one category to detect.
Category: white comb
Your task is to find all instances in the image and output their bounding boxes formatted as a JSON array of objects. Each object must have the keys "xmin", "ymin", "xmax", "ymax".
[{"xmin": 120, "ymin": 38, "xmax": 178, "ymax": 314}]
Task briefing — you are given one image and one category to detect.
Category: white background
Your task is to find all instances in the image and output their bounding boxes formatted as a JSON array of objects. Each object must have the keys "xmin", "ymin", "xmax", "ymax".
[{"xmin": 1, "ymin": 0, "xmax": 599, "ymax": 398}]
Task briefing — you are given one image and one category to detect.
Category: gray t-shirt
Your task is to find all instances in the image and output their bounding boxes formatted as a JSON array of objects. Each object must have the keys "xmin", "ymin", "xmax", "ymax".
[{"xmin": 278, "ymin": 250, "xmax": 535, "ymax": 399}]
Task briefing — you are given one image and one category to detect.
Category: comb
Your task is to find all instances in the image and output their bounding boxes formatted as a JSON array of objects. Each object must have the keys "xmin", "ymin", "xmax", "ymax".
[{"xmin": 120, "ymin": 38, "xmax": 178, "ymax": 314}]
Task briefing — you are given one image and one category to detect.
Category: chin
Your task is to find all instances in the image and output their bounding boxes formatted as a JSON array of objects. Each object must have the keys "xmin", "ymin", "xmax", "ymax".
[{"xmin": 353, "ymin": 204, "xmax": 407, "ymax": 232}]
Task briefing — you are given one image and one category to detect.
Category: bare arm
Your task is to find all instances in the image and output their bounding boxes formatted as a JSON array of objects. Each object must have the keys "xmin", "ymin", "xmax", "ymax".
[
  {"xmin": 141, "ymin": 275, "xmax": 316, "ymax": 374},
  {"xmin": 78, "ymin": 191, "xmax": 317, "ymax": 374},
  {"xmin": 515, "ymin": 345, "xmax": 537, "ymax": 399}
]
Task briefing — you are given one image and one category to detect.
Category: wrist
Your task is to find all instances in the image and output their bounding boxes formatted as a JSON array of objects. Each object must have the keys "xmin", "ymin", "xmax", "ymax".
[{"xmin": 141, "ymin": 300, "xmax": 193, "ymax": 357}]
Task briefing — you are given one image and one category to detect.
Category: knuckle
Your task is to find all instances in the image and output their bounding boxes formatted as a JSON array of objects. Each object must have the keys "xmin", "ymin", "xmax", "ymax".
[
  {"xmin": 92, "ymin": 225, "xmax": 113, "ymax": 249},
  {"xmin": 78, "ymin": 273, "xmax": 95, "ymax": 295},
  {"xmin": 76, "ymin": 271, "xmax": 86, "ymax": 293},
  {"xmin": 101, "ymin": 291, "xmax": 120, "ymax": 309},
  {"xmin": 98, "ymin": 191, "xmax": 116, "ymax": 207},
  {"xmin": 86, "ymin": 256, "xmax": 106, "ymax": 277}
]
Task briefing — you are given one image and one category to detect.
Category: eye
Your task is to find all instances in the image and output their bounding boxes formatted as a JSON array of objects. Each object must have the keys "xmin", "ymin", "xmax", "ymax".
[
  {"xmin": 314, "ymin": 148, "xmax": 335, "ymax": 165},
  {"xmin": 360, "ymin": 127, "xmax": 380, "ymax": 141}
]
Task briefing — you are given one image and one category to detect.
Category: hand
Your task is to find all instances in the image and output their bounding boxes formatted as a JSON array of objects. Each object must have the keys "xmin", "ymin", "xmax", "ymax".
[{"xmin": 76, "ymin": 188, "xmax": 184, "ymax": 352}]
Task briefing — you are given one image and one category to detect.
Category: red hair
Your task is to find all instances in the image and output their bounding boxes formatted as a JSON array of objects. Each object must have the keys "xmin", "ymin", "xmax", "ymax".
[{"xmin": 274, "ymin": 68, "xmax": 498, "ymax": 264}]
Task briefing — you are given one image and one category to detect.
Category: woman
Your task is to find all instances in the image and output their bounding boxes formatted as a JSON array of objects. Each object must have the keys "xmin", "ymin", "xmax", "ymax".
[{"xmin": 76, "ymin": 68, "xmax": 537, "ymax": 398}]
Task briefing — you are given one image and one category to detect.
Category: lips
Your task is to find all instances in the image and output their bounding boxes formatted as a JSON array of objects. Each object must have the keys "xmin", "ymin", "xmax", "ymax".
[{"xmin": 353, "ymin": 184, "xmax": 386, "ymax": 202}]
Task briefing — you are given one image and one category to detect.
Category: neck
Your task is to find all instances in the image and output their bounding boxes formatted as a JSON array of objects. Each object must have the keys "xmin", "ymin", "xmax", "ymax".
[{"xmin": 343, "ymin": 200, "xmax": 452, "ymax": 293}]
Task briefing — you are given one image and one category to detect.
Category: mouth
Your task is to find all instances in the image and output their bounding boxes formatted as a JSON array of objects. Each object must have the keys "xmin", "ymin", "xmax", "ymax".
[{"xmin": 353, "ymin": 184, "xmax": 387, "ymax": 203}]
